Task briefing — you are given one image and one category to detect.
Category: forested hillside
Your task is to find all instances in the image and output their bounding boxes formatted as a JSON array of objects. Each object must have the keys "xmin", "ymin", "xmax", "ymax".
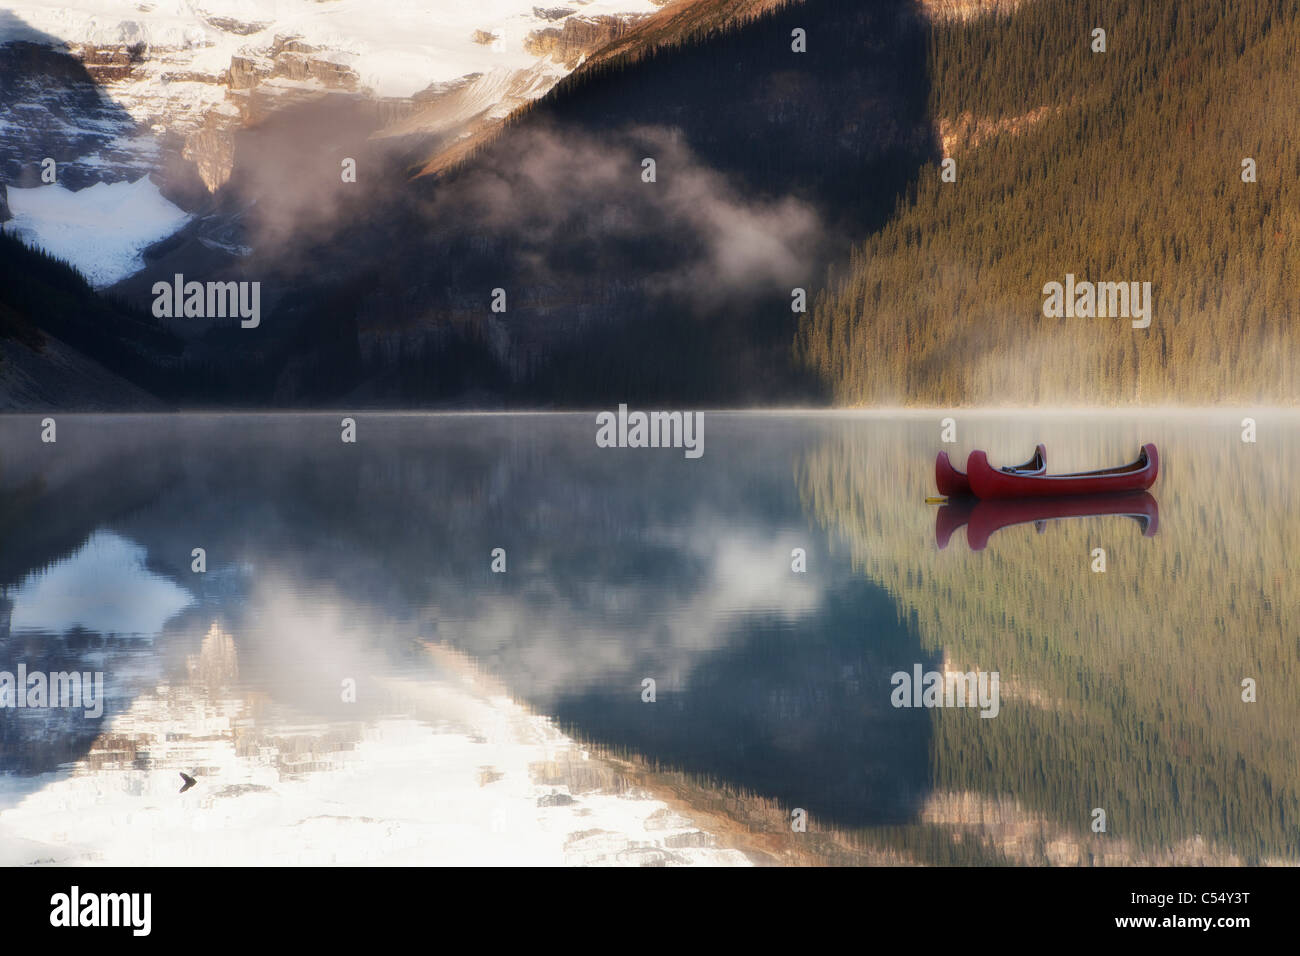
[
  {"xmin": 0, "ymin": 230, "xmax": 179, "ymax": 408},
  {"xmin": 796, "ymin": 0, "xmax": 1300, "ymax": 406}
]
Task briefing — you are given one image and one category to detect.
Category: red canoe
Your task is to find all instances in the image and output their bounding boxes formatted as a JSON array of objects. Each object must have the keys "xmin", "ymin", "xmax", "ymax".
[
  {"xmin": 936, "ymin": 444, "xmax": 1046, "ymax": 498},
  {"xmin": 967, "ymin": 443, "xmax": 1158, "ymax": 500}
]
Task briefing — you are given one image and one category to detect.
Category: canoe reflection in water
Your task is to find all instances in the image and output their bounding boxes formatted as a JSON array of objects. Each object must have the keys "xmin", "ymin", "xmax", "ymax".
[{"xmin": 936, "ymin": 492, "xmax": 1160, "ymax": 551}]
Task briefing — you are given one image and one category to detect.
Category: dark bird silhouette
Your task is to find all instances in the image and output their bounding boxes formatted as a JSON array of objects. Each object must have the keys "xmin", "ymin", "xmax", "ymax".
[{"xmin": 179, "ymin": 772, "xmax": 197, "ymax": 794}]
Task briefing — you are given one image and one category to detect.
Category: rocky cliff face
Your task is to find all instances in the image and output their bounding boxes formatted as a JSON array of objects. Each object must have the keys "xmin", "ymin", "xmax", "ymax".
[
  {"xmin": 0, "ymin": 41, "xmax": 154, "ymax": 191},
  {"xmin": 228, "ymin": 36, "xmax": 362, "ymax": 93},
  {"xmin": 526, "ymin": 14, "xmax": 649, "ymax": 67}
]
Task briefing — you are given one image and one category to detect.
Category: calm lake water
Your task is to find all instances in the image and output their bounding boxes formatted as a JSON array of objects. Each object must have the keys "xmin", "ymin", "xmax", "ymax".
[{"xmin": 0, "ymin": 411, "xmax": 1296, "ymax": 865}]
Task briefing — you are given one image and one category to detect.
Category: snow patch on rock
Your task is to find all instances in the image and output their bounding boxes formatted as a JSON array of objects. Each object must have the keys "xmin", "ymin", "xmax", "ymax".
[{"xmin": 3, "ymin": 177, "xmax": 191, "ymax": 287}]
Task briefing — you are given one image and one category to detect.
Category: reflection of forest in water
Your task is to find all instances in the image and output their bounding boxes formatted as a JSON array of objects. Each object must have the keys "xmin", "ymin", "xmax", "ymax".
[
  {"xmin": 0, "ymin": 413, "xmax": 1294, "ymax": 865},
  {"xmin": 797, "ymin": 413, "xmax": 1299, "ymax": 864}
]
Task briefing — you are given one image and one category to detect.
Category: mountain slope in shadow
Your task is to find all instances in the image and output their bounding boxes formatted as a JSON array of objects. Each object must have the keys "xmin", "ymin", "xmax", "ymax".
[{"xmin": 93, "ymin": 0, "xmax": 935, "ymax": 409}]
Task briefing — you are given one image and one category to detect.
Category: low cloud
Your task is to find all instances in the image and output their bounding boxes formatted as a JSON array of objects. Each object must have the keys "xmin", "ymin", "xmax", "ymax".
[{"xmin": 426, "ymin": 123, "xmax": 825, "ymax": 304}]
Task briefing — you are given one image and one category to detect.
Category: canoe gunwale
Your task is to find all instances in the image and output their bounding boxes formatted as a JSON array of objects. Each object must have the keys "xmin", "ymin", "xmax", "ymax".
[{"xmin": 966, "ymin": 443, "xmax": 1159, "ymax": 500}]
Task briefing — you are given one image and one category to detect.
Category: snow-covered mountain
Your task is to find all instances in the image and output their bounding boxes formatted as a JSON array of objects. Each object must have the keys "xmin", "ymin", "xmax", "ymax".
[
  {"xmin": 2, "ymin": 1, "xmax": 666, "ymax": 184},
  {"xmin": 0, "ymin": 0, "xmax": 666, "ymax": 283}
]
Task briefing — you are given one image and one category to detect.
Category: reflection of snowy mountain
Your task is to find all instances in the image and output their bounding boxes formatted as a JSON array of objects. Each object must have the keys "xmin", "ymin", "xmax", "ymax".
[
  {"xmin": 0, "ymin": 414, "xmax": 935, "ymax": 832},
  {"xmin": 0, "ymin": 1, "xmax": 663, "ymax": 281},
  {"xmin": 0, "ymin": 621, "xmax": 750, "ymax": 866},
  {"xmin": 0, "ymin": 530, "xmax": 189, "ymax": 776},
  {"xmin": 9, "ymin": 530, "xmax": 192, "ymax": 636}
]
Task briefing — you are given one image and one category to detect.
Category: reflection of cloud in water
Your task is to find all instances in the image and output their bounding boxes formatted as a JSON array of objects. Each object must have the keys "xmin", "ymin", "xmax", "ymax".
[
  {"xmin": 9, "ymin": 531, "xmax": 193, "ymax": 638},
  {"xmin": 442, "ymin": 526, "xmax": 825, "ymax": 700}
]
